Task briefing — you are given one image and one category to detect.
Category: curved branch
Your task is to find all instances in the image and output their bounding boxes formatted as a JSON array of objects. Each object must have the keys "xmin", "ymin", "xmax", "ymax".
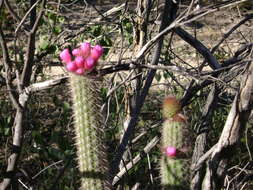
[
  {"xmin": 174, "ymin": 27, "xmax": 221, "ymax": 70},
  {"xmin": 211, "ymin": 13, "xmax": 253, "ymax": 53}
]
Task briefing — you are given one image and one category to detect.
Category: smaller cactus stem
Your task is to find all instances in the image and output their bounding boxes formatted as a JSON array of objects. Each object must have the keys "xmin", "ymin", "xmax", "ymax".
[{"xmin": 160, "ymin": 96, "xmax": 190, "ymax": 189}]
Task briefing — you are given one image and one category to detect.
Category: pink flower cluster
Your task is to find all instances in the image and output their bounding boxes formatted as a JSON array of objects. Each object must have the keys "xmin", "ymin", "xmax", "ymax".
[{"xmin": 60, "ymin": 42, "xmax": 103, "ymax": 75}]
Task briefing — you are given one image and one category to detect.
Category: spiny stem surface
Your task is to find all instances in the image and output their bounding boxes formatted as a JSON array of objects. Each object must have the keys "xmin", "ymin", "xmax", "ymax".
[{"xmin": 70, "ymin": 74, "xmax": 110, "ymax": 190}]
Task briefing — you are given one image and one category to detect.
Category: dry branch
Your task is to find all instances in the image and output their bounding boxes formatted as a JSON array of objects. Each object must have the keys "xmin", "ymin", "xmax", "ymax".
[
  {"xmin": 0, "ymin": 1, "xmax": 46, "ymax": 189},
  {"xmin": 202, "ymin": 60, "xmax": 253, "ymax": 190},
  {"xmin": 112, "ymin": 136, "xmax": 159, "ymax": 185}
]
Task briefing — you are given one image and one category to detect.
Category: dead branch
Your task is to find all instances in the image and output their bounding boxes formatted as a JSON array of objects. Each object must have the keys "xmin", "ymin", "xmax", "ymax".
[
  {"xmin": 174, "ymin": 27, "xmax": 221, "ymax": 69},
  {"xmin": 0, "ymin": 1, "xmax": 46, "ymax": 189},
  {"xmin": 202, "ymin": 60, "xmax": 253, "ymax": 190},
  {"xmin": 211, "ymin": 13, "xmax": 253, "ymax": 54},
  {"xmin": 112, "ymin": 136, "xmax": 159, "ymax": 185},
  {"xmin": 20, "ymin": 0, "xmax": 46, "ymax": 89}
]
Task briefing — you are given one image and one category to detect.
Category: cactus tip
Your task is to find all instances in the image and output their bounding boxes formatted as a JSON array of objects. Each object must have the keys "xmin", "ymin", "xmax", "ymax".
[{"xmin": 162, "ymin": 95, "xmax": 181, "ymax": 119}]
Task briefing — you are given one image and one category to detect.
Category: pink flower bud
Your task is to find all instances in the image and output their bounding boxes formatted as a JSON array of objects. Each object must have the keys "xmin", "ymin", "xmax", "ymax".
[
  {"xmin": 75, "ymin": 68, "xmax": 85, "ymax": 75},
  {"xmin": 66, "ymin": 61, "xmax": 77, "ymax": 72},
  {"xmin": 72, "ymin": 48, "xmax": 81, "ymax": 56},
  {"xmin": 75, "ymin": 56, "xmax": 85, "ymax": 68},
  {"xmin": 60, "ymin": 49, "xmax": 71, "ymax": 63},
  {"xmin": 84, "ymin": 57, "xmax": 96, "ymax": 70},
  {"xmin": 94, "ymin": 44, "xmax": 103, "ymax": 54},
  {"xmin": 80, "ymin": 42, "xmax": 91, "ymax": 58},
  {"xmin": 90, "ymin": 45, "xmax": 103, "ymax": 60},
  {"xmin": 165, "ymin": 146, "xmax": 177, "ymax": 158}
]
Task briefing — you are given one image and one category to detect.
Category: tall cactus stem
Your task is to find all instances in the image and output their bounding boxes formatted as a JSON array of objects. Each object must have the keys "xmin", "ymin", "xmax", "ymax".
[{"xmin": 69, "ymin": 74, "xmax": 111, "ymax": 190}]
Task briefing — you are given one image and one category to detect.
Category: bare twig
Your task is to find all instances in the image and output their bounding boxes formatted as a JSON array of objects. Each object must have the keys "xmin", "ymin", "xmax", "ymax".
[
  {"xmin": 25, "ymin": 76, "xmax": 68, "ymax": 93},
  {"xmin": 4, "ymin": 0, "xmax": 20, "ymax": 22},
  {"xmin": 4, "ymin": 0, "xmax": 29, "ymax": 33},
  {"xmin": 0, "ymin": 1, "xmax": 46, "ymax": 189},
  {"xmin": 135, "ymin": 0, "xmax": 248, "ymax": 61},
  {"xmin": 15, "ymin": 0, "xmax": 41, "ymax": 34},
  {"xmin": 0, "ymin": 28, "xmax": 21, "ymax": 110},
  {"xmin": 181, "ymin": 43, "xmax": 253, "ymax": 107},
  {"xmin": 211, "ymin": 13, "xmax": 253, "ymax": 53},
  {"xmin": 32, "ymin": 160, "xmax": 63, "ymax": 180},
  {"xmin": 174, "ymin": 27, "xmax": 221, "ymax": 69},
  {"xmin": 190, "ymin": 85, "xmax": 220, "ymax": 190},
  {"xmin": 94, "ymin": 3, "xmax": 126, "ymax": 22},
  {"xmin": 112, "ymin": 136, "xmax": 159, "ymax": 185},
  {"xmin": 20, "ymin": 0, "xmax": 46, "ymax": 89}
]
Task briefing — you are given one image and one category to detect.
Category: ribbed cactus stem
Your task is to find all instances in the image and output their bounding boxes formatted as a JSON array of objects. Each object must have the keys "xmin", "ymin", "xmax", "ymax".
[
  {"xmin": 69, "ymin": 74, "xmax": 110, "ymax": 190},
  {"xmin": 161, "ymin": 116, "xmax": 189, "ymax": 189},
  {"xmin": 160, "ymin": 96, "xmax": 191, "ymax": 190}
]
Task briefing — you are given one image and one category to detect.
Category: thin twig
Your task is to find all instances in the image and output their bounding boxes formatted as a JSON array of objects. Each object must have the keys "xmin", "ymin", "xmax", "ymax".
[
  {"xmin": 134, "ymin": 0, "xmax": 248, "ymax": 62},
  {"xmin": 0, "ymin": 28, "xmax": 21, "ymax": 110},
  {"xmin": 20, "ymin": 0, "xmax": 46, "ymax": 88},
  {"xmin": 174, "ymin": 27, "xmax": 221, "ymax": 69},
  {"xmin": 112, "ymin": 136, "xmax": 159, "ymax": 185},
  {"xmin": 32, "ymin": 160, "xmax": 63, "ymax": 180},
  {"xmin": 15, "ymin": 0, "xmax": 41, "ymax": 34},
  {"xmin": 211, "ymin": 13, "xmax": 253, "ymax": 53}
]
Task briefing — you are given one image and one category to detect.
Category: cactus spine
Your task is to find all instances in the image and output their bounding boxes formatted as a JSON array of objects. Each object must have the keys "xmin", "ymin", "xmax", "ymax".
[
  {"xmin": 161, "ymin": 96, "xmax": 191, "ymax": 189},
  {"xmin": 70, "ymin": 74, "xmax": 110, "ymax": 190}
]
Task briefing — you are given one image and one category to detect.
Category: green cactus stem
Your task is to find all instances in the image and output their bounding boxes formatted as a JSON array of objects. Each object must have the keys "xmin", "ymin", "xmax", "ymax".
[
  {"xmin": 69, "ymin": 74, "xmax": 111, "ymax": 190},
  {"xmin": 160, "ymin": 96, "xmax": 191, "ymax": 190}
]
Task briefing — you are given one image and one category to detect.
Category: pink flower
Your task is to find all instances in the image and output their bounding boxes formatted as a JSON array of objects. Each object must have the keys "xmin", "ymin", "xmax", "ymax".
[
  {"xmin": 84, "ymin": 57, "xmax": 96, "ymax": 70},
  {"xmin": 60, "ymin": 42, "xmax": 103, "ymax": 75},
  {"xmin": 72, "ymin": 48, "xmax": 81, "ymax": 56},
  {"xmin": 94, "ymin": 44, "xmax": 103, "ymax": 53},
  {"xmin": 75, "ymin": 56, "xmax": 85, "ymax": 68},
  {"xmin": 66, "ymin": 61, "xmax": 77, "ymax": 72},
  {"xmin": 60, "ymin": 49, "xmax": 71, "ymax": 63},
  {"xmin": 165, "ymin": 146, "xmax": 177, "ymax": 158},
  {"xmin": 75, "ymin": 68, "xmax": 85, "ymax": 75},
  {"xmin": 80, "ymin": 42, "xmax": 91, "ymax": 58},
  {"xmin": 90, "ymin": 45, "xmax": 103, "ymax": 60}
]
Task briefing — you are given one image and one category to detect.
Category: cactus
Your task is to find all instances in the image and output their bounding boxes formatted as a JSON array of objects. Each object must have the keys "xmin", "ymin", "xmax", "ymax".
[
  {"xmin": 160, "ymin": 96, "xmax": 191, "ymax": 190},
  {"xmin": 162, "ymin": 95, "xmax": 181, "ymax": 119},
  {"xmin": 60, "ymin": 43, "xmax": 111, "ymax": 190}
]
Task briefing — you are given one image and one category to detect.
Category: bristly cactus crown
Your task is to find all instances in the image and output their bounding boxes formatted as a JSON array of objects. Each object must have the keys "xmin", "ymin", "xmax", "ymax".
[{"xmin": 60, "ymin": 42, "xmax": 103, "ymax": 75}]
